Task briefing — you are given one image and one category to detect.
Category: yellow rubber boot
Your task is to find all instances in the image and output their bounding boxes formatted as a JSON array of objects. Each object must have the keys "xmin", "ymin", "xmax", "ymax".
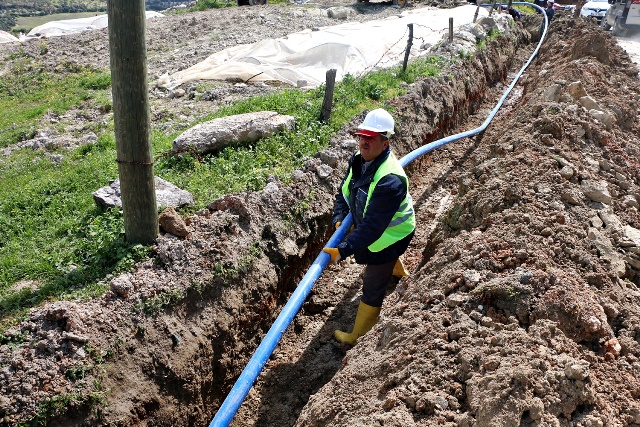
[
  {"xmin": 392, "ymin": 258, "xmax": 409, "ymax": 277},
  {"xmin": 334, "ymin": 301, "xmax": 381, "ymax": 346}
]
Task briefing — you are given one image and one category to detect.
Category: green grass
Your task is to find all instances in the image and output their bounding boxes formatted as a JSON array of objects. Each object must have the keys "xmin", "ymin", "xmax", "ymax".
[
  {"xmin": 0, "ymin": 139, "xmax": 152, "ymax": 328},
  {"xmin": 28, "ymin": 381, "xmax": 108, "ymax": 426},
  {"xmin": 187, "ymin": 0, "xmax": 289, "ymax": 11},
  {"xmin": 0, "ymin": 62, "xmax": 112, "ymax": 148},
  {"xmin": 190, "ymin": 0, "xmax": 236, "ymax": 10},
  {"xmin": 0, "ymin": 53, "xmax": 447, "ymax": 332}
]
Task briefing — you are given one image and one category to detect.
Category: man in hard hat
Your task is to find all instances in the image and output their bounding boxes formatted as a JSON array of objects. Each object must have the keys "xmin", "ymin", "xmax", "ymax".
[
  {"xmin": 323, "ymin": 108, "xmax": 415, "ymax": 346},
  {"xmin": 540, "ymin": 0, "xmax": 555, "ymax": 33},
  {"xmin": 545, "ymin": 0, "xmax": 556, "ymax": 21}
]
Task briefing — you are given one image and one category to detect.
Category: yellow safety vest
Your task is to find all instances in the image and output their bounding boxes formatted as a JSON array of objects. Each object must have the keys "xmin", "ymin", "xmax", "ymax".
[{"xmin": 341, "ymin": 152, "xmax": 415, "ymax": 252}]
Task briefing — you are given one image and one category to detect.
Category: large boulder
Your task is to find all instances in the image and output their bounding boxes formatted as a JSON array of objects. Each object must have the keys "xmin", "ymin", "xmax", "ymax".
[
  {"xmin": 93, "ymin": 176, "xmax": 194, "ymax": 210},
  {"xmin": 172, "ymin": 111, "xmax": 296, "ymax": 154}
]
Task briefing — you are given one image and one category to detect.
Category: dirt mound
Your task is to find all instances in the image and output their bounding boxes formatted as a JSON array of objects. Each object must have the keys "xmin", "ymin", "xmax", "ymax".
[{"xmin": 295, "ymin": 13, "xmax": 640, "ymax": 427}]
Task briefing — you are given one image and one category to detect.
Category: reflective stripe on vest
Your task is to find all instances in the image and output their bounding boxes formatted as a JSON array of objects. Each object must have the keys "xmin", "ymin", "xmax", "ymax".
[{"xmin": 341, "ymin": 152, "xmax": 415, "ymax": 252}]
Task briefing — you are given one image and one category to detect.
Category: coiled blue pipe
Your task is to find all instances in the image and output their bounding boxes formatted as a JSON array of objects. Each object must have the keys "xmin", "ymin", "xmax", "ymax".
[{"xmin": 209, "ymin": 3, "xmax": 547, "ymax": 425}]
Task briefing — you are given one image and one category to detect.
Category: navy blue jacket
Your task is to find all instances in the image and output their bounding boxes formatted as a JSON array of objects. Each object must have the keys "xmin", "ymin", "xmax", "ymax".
[
  {"xmin": 507, "ymin": 7, "xmax": 521, "ymax": 20},
  {"xmin": 545, "ymin": 5, "xmax": 555, "ymax": 21},
  {"xmin": 332, "ymin": 147, "xmax": 414, "ymax": 265}
]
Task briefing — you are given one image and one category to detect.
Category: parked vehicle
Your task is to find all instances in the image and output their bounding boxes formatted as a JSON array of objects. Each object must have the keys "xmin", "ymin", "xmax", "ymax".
[
  {"xmin": 602, "ymin": 0, "xmax": 640, "ymax": 34},
  {"xmin": 553, "ymin": 2, "xmax": 575, "ymax": 10},
  {"xmin": 580, "ymin": 0, "xmax": 611, "ymax": 23},
  {"xmin": 356, "ymin": 0, "xmax": 408, "ymax": 7}
]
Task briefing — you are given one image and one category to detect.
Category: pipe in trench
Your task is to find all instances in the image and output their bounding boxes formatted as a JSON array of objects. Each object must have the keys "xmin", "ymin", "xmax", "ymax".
[{"xmin": 209, "ymin": 4, "xmax": 548, "ymax": 426}]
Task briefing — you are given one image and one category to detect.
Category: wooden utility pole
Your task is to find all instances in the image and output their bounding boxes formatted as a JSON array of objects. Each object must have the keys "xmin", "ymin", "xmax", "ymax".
[
  {"xmin": 320, "ymin": 69, "xmax": 337, "ymax": 122},
  {"xmin": 107, "ymin": 0, "xmax": 158, "ymax": 244}
]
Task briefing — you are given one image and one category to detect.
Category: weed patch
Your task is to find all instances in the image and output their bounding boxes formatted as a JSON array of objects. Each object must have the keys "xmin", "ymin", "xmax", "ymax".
[
  {"xmin": 135, "ymin": 288, "xmax": 183, "ymax": 316},
  {"xmin": 0, "ymin": 63, "xmax": 111, "ymax": 148}
]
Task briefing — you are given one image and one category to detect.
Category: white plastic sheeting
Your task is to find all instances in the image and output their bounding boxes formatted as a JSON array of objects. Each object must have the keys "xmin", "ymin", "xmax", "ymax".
[
  {"xmin": 0, "ymin": 30, "xmax": 19, "ymax": 44},
  {"xmin": 24, "ymin": 11, "xmax": 164, "ymax": 39},
  {"xmin": 162, "ymin": 5, "xmax": 488, "ymax": 89}
]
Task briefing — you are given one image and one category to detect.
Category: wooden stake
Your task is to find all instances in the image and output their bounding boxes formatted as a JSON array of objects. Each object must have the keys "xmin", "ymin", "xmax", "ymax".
[
  {"xmin": 489, "ymin": 0, "xmax": 498, "ymax": 16},
  {"xmin": 403, "ymin": 23, "xmax": 413, "ymax": 72},
  {"xmin": 107, "ymin": 0, "xmax": 158, "ymax": 244},
  {"xmin": 320, "ymin": 69, "xmax": 337, "ymax": 122}
]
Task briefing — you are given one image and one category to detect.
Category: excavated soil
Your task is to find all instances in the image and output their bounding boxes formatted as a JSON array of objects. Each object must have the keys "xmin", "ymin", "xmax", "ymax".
[{"xmin": 1, "ymin": 2, "xmax": 640, "ymax": 427}]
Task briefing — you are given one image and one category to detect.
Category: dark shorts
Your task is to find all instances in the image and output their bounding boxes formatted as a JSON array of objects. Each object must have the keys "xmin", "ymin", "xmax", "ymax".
[{"xmin": 361, "ymin": 258, "xmax": 397, "ymax": 308}]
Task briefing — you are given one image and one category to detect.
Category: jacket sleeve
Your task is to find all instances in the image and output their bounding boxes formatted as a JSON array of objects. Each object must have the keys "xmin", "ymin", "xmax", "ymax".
[
  {"xmin": 332, "ymin": 157, "xmax": 353, "ymax": 227},
  {"xmin": 333, "ymin": 188, "xmax": 349, "ymax": 227},
  {"xmin": 337, "ymin": 173, "xmax": 406, "ymax": 258}
]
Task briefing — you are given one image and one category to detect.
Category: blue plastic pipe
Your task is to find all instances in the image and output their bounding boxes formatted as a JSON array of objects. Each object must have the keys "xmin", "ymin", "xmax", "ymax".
[
  {"xmin": 209, "ymin": 4, "xmax": 547, "ymax": 426},
  {"xmin": 402, "ymin": 2, "xmax": 548, "ymax": 166},
  {"xmin": 207, "ymin": 216, "xmax": 353, "ymax": 427}
]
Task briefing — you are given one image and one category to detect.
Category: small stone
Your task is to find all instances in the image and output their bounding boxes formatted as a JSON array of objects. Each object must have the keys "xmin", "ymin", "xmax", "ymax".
[
  {"xmin": 529, "ymin": 397, "xmax": 544, "ymax": 420},
  {"xmin": 605, "ymin": 337, "xmax": 621, "ymax": 356},
  {"xmin": 565, "ymin": 362, "xmax": 589, "ymax": 381},
  {"xmin": 559, "ymin": 165, "xmax": 574, "ymax": 179},
  {"xmin": 110, "ymin": 274, "xmax": 133, "ymax": 298},
  {"xmin": 171, "ymin": 333, "xmax": 181, "ymax": 347},
  {"xmin": 446, "ymin": 294, "xmax": 468, "ymax": 307},
  {"xmin": 316, "ymin": 164, "xmax": 333, "ymax": 179},
  {"xmin": 482, "ymin": 356, "xmax": 500, "ymax": 371},
  {"xmin": 159, "ymin": 206, "xmax": 191, "ymax": 238}
]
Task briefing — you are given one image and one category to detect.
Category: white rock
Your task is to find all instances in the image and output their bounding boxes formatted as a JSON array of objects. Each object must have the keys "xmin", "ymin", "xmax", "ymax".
[
  {"xmin": 567, "ymin": 81, "xmax": 587, "ymax": 99},
  {"xmin": 316, "ymin": 164, "xmax": 333, "ymax": 179},
  {"xmin": 581, "ymin": 180, "xmax": 611, "ymax": 204},
  {"xmin": 579, "ymin": 95, "xmax": 600, "ymax": 111},
  {"xmin": 565, "ymin": 362, "xmax": 589, "ymax": 381},
  {"xmin": 172, "ymin": 111, "xmax": 295, "ymax": 154}
]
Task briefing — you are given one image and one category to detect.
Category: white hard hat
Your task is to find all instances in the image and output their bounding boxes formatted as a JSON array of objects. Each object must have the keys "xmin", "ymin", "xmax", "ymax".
[{"xmin": 355, "ymin": 109, "xmax": 395, "ymax": 138}]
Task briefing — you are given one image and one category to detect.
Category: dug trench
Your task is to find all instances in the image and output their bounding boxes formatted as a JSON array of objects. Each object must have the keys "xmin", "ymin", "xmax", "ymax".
[{"xmin": 2, "ymin": 12, "xmax": 640, "ymax": 427}]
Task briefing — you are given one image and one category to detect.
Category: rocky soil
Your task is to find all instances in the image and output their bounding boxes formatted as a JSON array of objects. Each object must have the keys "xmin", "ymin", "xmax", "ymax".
[{"xmin": 1, "ymin": 1, "xmax": 640, "ymax": 427}]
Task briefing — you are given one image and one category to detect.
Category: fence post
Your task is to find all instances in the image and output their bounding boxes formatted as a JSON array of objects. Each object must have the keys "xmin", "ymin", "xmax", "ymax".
[
  {"xmin": 449, "ymin": 17, "xmax": 453, "ymax": 43},
  {"xmin": 402, "ymin": 23, "xmax": 414, "ymax": 72},
  {"xmin": 473, "ymin": 3, "xmax": 481, "ymax": 22},
  {"xmin": 489, "ymin": 0, "xmax": 498, "ymax": 16},
  {"xmin": 320, "ymin": 69, "xmax": 337, "ymax": 122}
]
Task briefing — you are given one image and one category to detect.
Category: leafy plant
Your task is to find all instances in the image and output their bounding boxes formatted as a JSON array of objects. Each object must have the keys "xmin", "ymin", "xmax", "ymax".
[
  {"xmin": 442, "ymin": 203, "xmax": 464, "ymax": 231},
  {"xmin": 28, "ymin": 383, "xmax": 108, "ymax": 426},
  {"xmin": 65, "ymin": 363, "xmax": 91, "ymax": 381},
  {"xmin": 135, "ymin": 288, "xmax": 183, "ymax": 316},
  {"xmin": 78, "ymin": 71, "xmax": 111, "ymax": 90},
  {"xmin": 238, "ymin": 242, "xmax": 263, "ymax": 273},
  {"xmin": 0, "ymin": 331, "xmax": 27, "ymax": 347}
]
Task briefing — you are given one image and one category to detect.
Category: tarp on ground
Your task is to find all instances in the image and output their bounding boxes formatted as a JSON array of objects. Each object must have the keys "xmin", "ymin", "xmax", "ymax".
[
  {"xmin": 161, "ymin": 5, "xmax": 489, "ymax": 89},
  {"xmin": 24, "ymin": 11, "xmax": 164, "ymax": 39},
  {"xmin": 0, "ymin": 30, "xmax": 19, "ymax": 44}
]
